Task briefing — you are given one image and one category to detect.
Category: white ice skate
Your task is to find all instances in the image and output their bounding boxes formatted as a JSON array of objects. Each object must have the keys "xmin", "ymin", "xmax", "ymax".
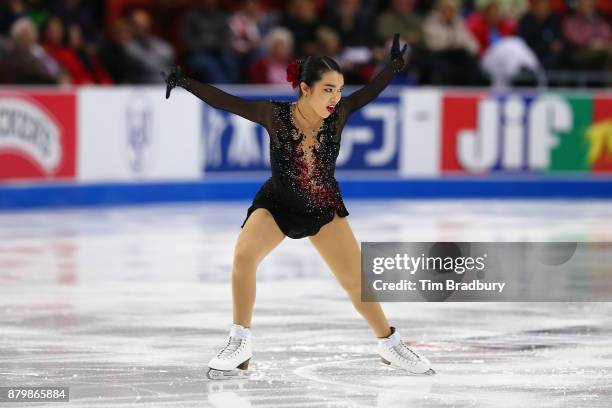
[
  {"xmin": 377, "ymin": 327, "xmax": 436, "ymax": 375},
  {"xmin": 207, "ymin": 324, "xmax": 253, "ymax": 380}
]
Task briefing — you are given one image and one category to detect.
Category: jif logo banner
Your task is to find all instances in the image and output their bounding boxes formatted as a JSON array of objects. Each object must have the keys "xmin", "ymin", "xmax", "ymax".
[{"xmin": 440, "ymin": 94, "xmax": 612, "ymax": 174}]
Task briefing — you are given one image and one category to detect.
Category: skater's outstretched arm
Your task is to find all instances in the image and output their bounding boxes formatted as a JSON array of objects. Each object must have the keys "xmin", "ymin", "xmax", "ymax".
[
  {"xmin": 343, "ymin": 33, "xmax": 408, "ymax": 115},
  {"xmin": 161, "ymin": 66, "xmax": 272, "ymax": 128}
]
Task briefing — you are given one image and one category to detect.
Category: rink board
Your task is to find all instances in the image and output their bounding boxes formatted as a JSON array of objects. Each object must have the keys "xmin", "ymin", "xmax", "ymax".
[
  {"xmin": 0, "ymin": 86, "xmax": 611, "ymax": 208},
  {"xmin": 1, "ymin": 178, "xmax": 611, "ymax": 210}
]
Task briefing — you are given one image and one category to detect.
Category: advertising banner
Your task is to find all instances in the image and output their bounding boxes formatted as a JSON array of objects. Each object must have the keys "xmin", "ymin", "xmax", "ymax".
[
  {"xmin": 0, "ymin": 91, "xmax": 76, "ymax": 182},
  {"xmin": 439, "ymin": 92, "xmax": 612, "ymax": 175},
  {"xmin": 78, "ymin": 87, "xmax": 202, "ymax": 182},
  {"xmin": 2, "ymin": 86, "xmax": 609, "ymax": 189},
  {"xmin": 202, "ymin": 94, "xmax": 402, "ymax": 176},
  {"xmin": 202, "ymin": 89, "xmax": 612, "ymax": 179}
]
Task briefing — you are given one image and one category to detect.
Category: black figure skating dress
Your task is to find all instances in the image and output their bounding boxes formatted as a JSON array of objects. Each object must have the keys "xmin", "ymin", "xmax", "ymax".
[{"xmin": 180, "ymin": 59, "xmax": 404, "ymax": 239}]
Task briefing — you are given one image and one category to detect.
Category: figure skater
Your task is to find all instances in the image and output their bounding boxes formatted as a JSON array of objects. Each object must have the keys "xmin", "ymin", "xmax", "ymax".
[{"xmin": 161, "ymin": 33, "xmax": 435, "ymax": 379}]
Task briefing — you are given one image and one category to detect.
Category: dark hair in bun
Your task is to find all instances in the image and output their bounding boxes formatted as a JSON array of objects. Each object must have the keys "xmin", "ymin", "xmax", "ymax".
[{"xmin": 286, "ymin": 56, "xmax": 342, "ymax": 97}]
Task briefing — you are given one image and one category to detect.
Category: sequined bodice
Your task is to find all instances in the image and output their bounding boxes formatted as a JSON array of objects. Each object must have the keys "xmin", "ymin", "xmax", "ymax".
[
  {"xmin": 289, "ymin": 103, "xmax": 324, "ymax": 179},
  {"xmin": 265, "ymin": 100, "xmax": 346, "ymax": 213}
]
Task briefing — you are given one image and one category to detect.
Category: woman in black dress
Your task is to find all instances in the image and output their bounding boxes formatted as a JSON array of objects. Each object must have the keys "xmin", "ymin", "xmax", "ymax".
[{"xmin": 162, "ymin": 33, "xmax": 435, "ymax": 379}]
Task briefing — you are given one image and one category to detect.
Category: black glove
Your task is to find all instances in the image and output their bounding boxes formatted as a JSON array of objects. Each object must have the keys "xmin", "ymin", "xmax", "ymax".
[
  {"xmin": 160, "ymin": 65, "xmax": 186, "ymax": 99},
  {"xmin": 389, "ymin": 33, "xmax": 409, "ymax": 73}
]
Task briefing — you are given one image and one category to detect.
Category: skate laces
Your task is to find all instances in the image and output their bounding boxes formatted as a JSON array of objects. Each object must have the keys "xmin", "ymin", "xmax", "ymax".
[
  {"xmin": 392, "ymin": 341, "xmax": 422, "ymax": 365},
  {"xmin": 217, "ymin": 337, "xmax": 244, "ymax": 359}
]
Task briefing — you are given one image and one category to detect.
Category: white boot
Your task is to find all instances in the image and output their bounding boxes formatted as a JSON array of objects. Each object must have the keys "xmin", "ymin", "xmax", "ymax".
[
  {"xmin": 207, "ymin": 324, "xmax": 253, "ymax": 380},
  {"xmin": 377, "ymin": 327, "xmax": 435, "ymax": 375}
]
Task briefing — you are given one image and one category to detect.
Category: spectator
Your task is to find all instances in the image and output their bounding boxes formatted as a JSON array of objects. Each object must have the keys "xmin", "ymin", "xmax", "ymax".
[
  {"xmin": 322, "ymin": 0, "xmax": 376, "ymax": 48},
  {"xmin": 230, "ymin": 0, "xmax": 278, "ymax": 55},
  {"xmin": 467, "ymin": 0, "xmax": 516, "ymax": 55},
  {"xmin": 475, "ymin": 0, "xmax": 527, "ymax": 19},
  {"xmin": 182, "ymin": 0, "xmax": 240, "ymax": 83},
  {"xmin": 316, "ymin": 26, "xmax": 342, "ymax": 61},
  {"xmin": 248, "ymin": 26, "xmax": 294, "ymax": 85},
  {"xmin": 377, "ymin": 0, "xmax": 425, "ymax": 52},
  {"xmin": 1, "ymin": 16, "xmax": 66, "ymax": 84},
  {"xmin": 424, "ymin": 0, "xmax": 480, "ymax": 55},
  {"xmin": 481, "ymin": 37, "xmax": 542, "ymax": 88},
  {"xmin": 562, "ymin": 0, "xmax": 612, "ymax": 71},
  {"xmin": 230, "ymin": 0, "xmax": 262, "ymax": 58},
  {"xmin": 42, "ymin": 16, "xmax": 111, "ymax": 85},
  {"xmin": 67, "ymin": 23, "xmax": 112, "ymax": 84},
  {"xmin": 313, "ymin": 25, "xmax": 365, "ymax": 84},
  {"xmin": 518, "ymin": 0, "xmax": 566, "ymax": 70},
  {"xmin": 423, "ymin": 0, "xmax": 485, "ymax": 85},
  {"xmin": 99, "ymin": 19, "xmax": 136, "ymax": 84},
  {"xmin": 320, "ymin": 0, "xmax": 381, "ymax": 83},
  {"xmin": 229, "ymin": 0, "xmax": 280, "ymax": 81},
  {"xmin": 0, "ymin": 0, "xmax": 27, "ymax": 34},
  {"xmin": 53, "ymin": 0, "xmax": 96, "ymax": 43},
  {"xmin": 125, "ymin": 9, "xmax": 175, "ymax": 84},
  {"xmin": 376, "ymin": 0, "xmax": 426, "ymax": 83},
  {"xmin": 279, "ymin": 0, "xmax": 320, "ymax": 57}
]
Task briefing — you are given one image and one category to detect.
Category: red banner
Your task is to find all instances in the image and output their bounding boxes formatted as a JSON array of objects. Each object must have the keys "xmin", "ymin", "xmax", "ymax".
[
  {"xmin": 591, "ymin": 96, "xmax": 612, "ymax": 172},
  {"xmin": 0, "ymin": 91, "xmax": 76, "ymax": 182}
]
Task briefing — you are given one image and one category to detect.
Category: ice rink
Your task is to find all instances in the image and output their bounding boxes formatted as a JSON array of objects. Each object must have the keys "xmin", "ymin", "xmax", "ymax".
[{"xmin": 1, "ymin": 200, "xmax": 611, "ymax": 407}]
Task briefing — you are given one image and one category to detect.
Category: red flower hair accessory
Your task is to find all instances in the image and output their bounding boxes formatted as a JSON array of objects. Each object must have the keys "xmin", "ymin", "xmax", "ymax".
[{"xmin": 286, "ymin": 60, "xmax": 302, "ymax": 89}]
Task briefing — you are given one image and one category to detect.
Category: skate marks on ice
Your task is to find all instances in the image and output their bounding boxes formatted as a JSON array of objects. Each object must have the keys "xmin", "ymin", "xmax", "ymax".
[
  {"xmin": 7, "ymin": 282, "xmax": 611, "ymax": 407},
  {"xmin": 290, "ymin": 331, "xmax": 612, "ymax": 408},
  {"xmin": 287, "ymin": 302, "xmax": 612, "ymax": 407}
]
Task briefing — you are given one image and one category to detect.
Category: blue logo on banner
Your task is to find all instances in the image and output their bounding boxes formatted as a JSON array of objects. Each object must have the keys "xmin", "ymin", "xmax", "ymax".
[{"xmin": 202, "ymin": 94, "xmax": 400, "ymax": 175}]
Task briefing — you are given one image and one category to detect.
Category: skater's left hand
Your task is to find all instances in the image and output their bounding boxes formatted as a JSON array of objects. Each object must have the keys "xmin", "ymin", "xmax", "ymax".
[{"xmin": 389, "ymin": 33, "xmax": 409, "ymax": 72}]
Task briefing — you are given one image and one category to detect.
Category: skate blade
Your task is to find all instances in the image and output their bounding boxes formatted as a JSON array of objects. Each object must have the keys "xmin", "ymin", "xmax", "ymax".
[
  {"xmin": 380, "ymin": 358, "xmax": 437, "ymax": 376},
  {"xmin": 207, "ymin": 368, "xmax": 251, "ymax": 381}
]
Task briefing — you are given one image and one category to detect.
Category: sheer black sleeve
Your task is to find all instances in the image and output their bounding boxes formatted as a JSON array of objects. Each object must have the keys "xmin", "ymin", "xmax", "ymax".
[
  {"xmin": 342, "ymin": 59, "xmax": 403, "ymax": 115},
  {"xmin": 181, "ymin": 77, "xmax": 273, "ymax": 128}
]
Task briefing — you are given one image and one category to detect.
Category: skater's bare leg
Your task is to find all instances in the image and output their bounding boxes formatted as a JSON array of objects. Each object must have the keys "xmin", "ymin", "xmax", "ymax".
[
  {"xmin": 309, "ymin": 214, "xmax": 391, "ymax": 338},
  {"xmin": 233, "ymin": 208, "xmax": 285, "ymax": 327}
]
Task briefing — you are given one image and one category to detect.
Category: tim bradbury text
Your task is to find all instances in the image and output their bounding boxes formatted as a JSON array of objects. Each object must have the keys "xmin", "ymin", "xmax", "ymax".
[{"xmin": 372, "ymin": 279, "xmax": 506, "ymax": 293}]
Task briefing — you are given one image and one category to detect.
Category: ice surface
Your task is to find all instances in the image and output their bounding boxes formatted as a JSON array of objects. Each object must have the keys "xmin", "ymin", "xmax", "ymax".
[{"xmin": 1, "ymin": 200, "xmax": 611, "ymax": 407}]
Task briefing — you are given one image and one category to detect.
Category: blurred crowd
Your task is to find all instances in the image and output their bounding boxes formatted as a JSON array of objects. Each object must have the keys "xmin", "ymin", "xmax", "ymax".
[{"xmin": 0, "ymin": 0, "xmax": 610, "ymax": 88}]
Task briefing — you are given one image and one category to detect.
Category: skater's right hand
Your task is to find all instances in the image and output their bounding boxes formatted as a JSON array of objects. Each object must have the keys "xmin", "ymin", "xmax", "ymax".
[{"xmin": 160, "ymin": 65, "xmax": 186, "ymax": 99}]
